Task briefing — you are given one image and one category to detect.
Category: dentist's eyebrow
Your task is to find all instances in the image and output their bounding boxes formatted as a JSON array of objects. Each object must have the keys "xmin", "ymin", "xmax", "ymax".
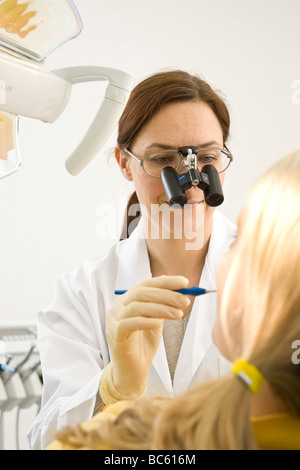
[
  {"xmin": 197, "ymin": 140, "xmax": 222, "ymax": 148},
  {"xmin": 145, "ymin": 140, "xmax": 222, "ymax": 151},
  {"xmin": 145, "ymin": 143, "xmax": 177, "ymax": 151}
]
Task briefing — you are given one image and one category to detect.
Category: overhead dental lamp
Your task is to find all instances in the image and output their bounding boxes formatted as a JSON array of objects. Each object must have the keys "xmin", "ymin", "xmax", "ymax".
[{"xmin": 0, "ymin": 0, "xmax": 135, "ymax": 179}]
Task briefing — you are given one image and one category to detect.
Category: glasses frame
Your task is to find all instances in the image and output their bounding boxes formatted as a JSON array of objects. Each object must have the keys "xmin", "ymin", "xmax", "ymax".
[{"xmin": 124, "ymin": 146, "xmax": 233, "ymax": 178}]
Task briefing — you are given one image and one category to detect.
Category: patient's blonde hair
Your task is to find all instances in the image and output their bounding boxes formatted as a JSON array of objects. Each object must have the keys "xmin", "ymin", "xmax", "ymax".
[{"xmin": 57, "ymin": 150, "xmax": 300, "ymax": 450}]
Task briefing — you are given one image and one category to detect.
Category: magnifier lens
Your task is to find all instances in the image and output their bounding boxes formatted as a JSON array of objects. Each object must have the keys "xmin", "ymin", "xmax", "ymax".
[
  {"xmin": 202, "ymin": 164, "xmax": 224, "ymax": 207},
  {"xmin": 0, "ymin": 112, "xmax": 21, "ymax": 179},
  {"xmin": 160, "ymin": 166, "xmax": 187, "ymax": 207}
]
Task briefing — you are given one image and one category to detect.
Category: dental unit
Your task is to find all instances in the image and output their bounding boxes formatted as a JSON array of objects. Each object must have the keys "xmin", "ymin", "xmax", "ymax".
[{"xmin": 0, "ymin": 0, "xmax": 135, "ymax": 179}]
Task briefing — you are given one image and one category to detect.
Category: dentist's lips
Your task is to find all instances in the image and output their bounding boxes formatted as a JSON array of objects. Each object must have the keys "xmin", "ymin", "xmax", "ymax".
[
  {"xmin": 185, "ymin": 200, "xmax": 204, "ymax": 207},
  {"xmin": 162, "ymin": 200, "xmax": 205, "ymax": 206}
]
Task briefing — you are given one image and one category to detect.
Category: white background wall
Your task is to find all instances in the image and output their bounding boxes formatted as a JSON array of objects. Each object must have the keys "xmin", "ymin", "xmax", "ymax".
[
  {"xmin": 1, "ymin": 0, "xmax": 300, "ymax": 326},
  {"xmin": 0, "ymin": 0, "xmax": 300, "ymax": 451}
]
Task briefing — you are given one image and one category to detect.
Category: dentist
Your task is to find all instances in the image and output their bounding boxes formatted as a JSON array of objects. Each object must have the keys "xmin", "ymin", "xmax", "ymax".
[{"xmin": 28, "ymin": 70, "xmax": 236, "ymax": 449}]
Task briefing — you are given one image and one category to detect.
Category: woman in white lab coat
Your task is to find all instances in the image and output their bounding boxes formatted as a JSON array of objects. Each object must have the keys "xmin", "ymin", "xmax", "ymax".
[{"xmin": 28, "ymin": 70, "xmax": 236, "ymax": 449}]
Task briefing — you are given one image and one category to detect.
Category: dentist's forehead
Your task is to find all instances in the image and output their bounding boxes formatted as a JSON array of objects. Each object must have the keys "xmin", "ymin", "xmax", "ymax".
[{"xmin": 132, "ymin": 101, "xmax": 224, "ymax": 151}]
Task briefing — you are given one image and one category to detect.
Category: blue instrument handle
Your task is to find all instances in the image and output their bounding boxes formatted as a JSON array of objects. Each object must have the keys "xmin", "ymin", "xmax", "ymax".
[
  {"xmin": 114, "ymin": 287, "xmax": 216, "ymax": 296},
  {"xmin": 176, "ymin": 287, "xmax": 206, "ymax": 295}
]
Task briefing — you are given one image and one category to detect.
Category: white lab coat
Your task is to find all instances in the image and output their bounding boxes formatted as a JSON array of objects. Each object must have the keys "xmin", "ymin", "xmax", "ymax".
[{"xmin": 28, "ymin": 210, "xmax": 236, "ymax": 450}]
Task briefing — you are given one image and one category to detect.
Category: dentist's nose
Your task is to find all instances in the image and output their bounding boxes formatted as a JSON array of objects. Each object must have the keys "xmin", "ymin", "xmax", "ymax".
[{"xmin": 185, "ymin": 185, "xmax": 204, "ymax": 198}]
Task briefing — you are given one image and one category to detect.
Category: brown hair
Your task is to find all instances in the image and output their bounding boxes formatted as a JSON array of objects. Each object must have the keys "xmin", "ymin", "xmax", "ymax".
[{"xmin": 118, "ymin": 70, "xmax": 231, "ymax": 239}]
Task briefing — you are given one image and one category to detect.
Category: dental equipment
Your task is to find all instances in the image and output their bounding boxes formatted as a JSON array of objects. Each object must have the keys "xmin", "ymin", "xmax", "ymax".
[
  {"xmin": 0, "ymin": 0, "xmax": 135, "ymax": 179},
  {"xmin": 1, "ymin": 344, "xmax": 35, "ymax": 384},
  {"xmin": 0, "ymin": 364, "xmax": 16, "ymax": 373},
  {"xmin": 160, "ymin": 147, "xmax": 225, "ymax": 207},
  {"xmin": 0, "ymin": 323, "xmax": 41, "ymax": 450},
  {"xmin": 114, "ymin": 287, "xmax": 217, "ymax": 296}
]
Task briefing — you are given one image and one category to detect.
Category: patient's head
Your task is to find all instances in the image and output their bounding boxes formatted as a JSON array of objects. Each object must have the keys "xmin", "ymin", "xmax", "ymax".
[{"xmin": 213, "ymin": 149, "xmax": 300, "ymax": 413}]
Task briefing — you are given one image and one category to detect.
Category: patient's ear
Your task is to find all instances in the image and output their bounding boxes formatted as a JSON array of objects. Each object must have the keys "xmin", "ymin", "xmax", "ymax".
[{"xmin": 115, "ymin": 148, "xmax": 133, "ymax": 181}]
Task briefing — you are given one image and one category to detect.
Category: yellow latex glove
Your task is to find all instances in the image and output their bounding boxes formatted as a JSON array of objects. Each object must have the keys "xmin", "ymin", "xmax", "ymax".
[{"xmin": 100, "ymin": 275, "xmax": 190, "ymax": 403}]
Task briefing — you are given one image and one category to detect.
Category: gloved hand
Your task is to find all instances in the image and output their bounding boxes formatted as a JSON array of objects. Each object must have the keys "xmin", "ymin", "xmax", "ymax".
[{"xmin": 100, "ymin": 275, "xmax": 190, "ymax": 404}]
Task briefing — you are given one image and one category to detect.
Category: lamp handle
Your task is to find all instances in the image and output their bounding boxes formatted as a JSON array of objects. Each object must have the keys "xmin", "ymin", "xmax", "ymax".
[{"xmin": 53, "ymin": 66, "xmax": 135, "ymax": 176}]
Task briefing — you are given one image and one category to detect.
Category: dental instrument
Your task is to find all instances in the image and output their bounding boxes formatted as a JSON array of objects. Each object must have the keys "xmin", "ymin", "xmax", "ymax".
[
  {"xmin": 0, "ymin": 364, "xmax": 16, "ymax": 373},
  {"xmin": 114, "ymin": 287, "xmax": 217, "ymax": 296}
]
